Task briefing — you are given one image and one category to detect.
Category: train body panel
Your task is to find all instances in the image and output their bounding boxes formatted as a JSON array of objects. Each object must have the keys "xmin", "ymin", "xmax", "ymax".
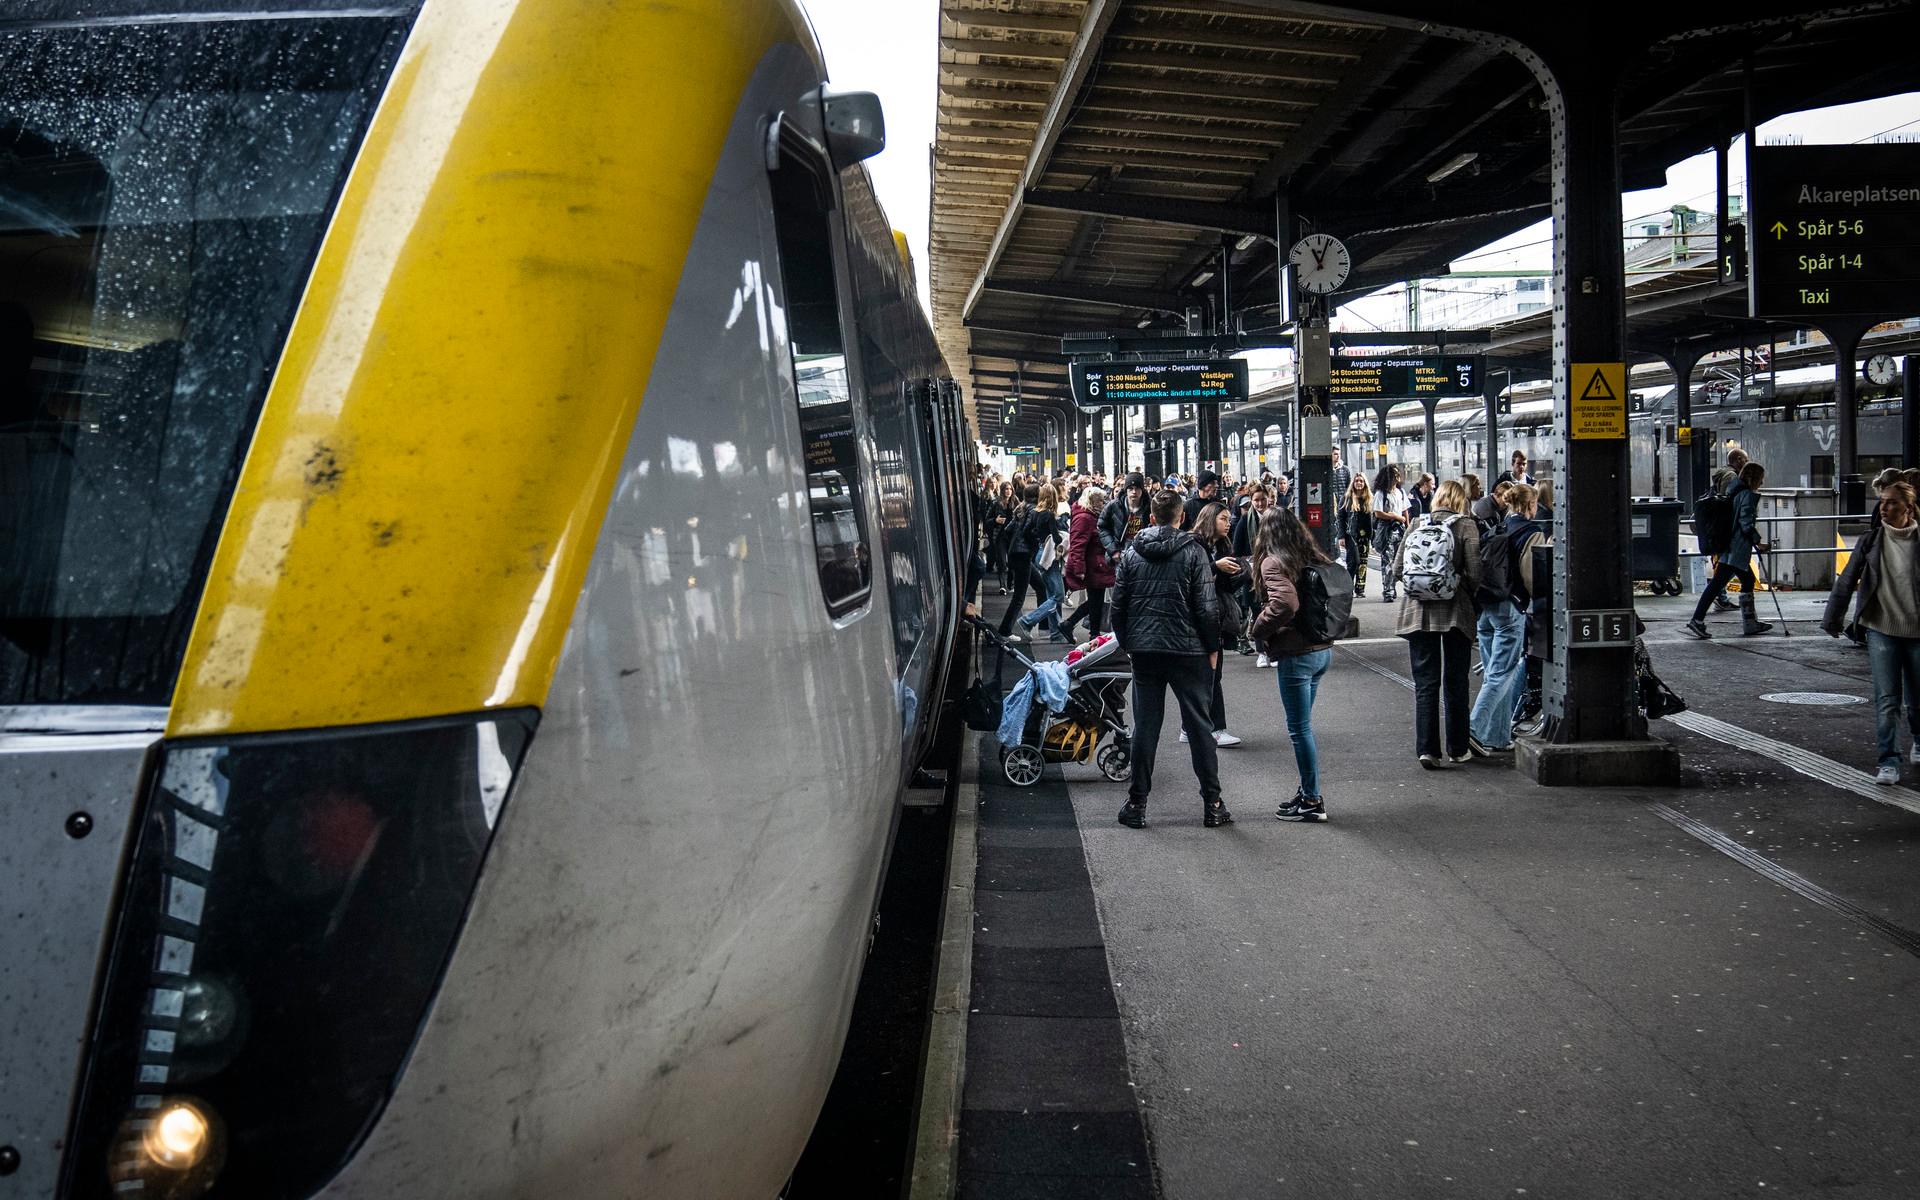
[
  {"xmin": 322, "ymin": 42, "xmax": 906, "ymax": 1196},
  {"xmin": 1, "ymin": 1, "xmax": 967, "ymax": 1197}
]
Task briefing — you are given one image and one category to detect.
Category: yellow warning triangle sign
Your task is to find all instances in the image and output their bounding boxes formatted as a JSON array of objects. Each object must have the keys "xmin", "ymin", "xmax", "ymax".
[{"xmin": 1578, "ymin": 368, "xmax": 1616, "ymax": 401}]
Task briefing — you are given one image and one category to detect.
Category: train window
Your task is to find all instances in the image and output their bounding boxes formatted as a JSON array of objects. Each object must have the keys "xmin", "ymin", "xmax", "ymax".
[
  {"xmin": 768, "ymin": 119, "xmax": 871, "ymax": 616},
  {"xmin": 0, "ymin": 15, "xmax": 414, "ymax": 704}
]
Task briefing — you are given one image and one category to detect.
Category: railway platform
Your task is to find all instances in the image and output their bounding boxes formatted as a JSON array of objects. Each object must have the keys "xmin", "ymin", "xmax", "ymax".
[{"xmin": 934, "ymin": 588, "xmax": 1920, "ymax": 1198}]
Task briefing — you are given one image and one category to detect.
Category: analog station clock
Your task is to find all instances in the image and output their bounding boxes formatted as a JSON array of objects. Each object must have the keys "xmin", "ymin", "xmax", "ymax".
[
  {"xmin": 1864, "ymin": 353, "xmax": 1898, "ymax": 386},
  {"xmin": 1289, "ymin": 233, "xmax": 1351, "ymax": 295}
]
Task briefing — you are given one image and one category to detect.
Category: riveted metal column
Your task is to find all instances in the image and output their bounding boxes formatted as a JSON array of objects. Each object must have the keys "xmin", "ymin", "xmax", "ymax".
[
  {"xmin": 1667, "ymin": 346, "xmax": 1705, "ymax": 509},
  {"xmin": 1422, "ymin": 397, "xmax": 1439, "ymax": 477},
  {"xmin": 1143, "ymin": 403, "xmax": 1163, "ymax": 480},
  {"xmin": 1821, "ymin": 321, "xmax": 1869, "ymax": 514},
  {"xmin": 1544, "ymin": 44, "xmax": 1638, "ymax": 744},
  {"xmin": 1483, "ymin": 367, "xmax": 1503, "ymax": 482},
  {"xmin": 1904, "ymin": 355, "xmax": 1920, "ymax": 470}
]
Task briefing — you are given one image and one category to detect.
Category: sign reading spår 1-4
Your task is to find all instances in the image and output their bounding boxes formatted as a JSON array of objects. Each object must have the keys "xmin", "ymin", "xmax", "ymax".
[
  {"xmin": 1748, "ymin": 143, "xmax": 1920, "ymax": 319},
  {"xmin": 1069, "ymin": 359, "xmax": 1249, "ymax": 408}
]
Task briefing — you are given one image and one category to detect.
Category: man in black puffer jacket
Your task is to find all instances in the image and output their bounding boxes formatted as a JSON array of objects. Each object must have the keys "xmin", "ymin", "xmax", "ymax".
[
  {"xmin": 1100, "ymin": 471, "xmax": 1150, "ymax": 559},
  {"xmin": 1110, "ymin": 490, "xmax": 1229, "ymax": 828}
]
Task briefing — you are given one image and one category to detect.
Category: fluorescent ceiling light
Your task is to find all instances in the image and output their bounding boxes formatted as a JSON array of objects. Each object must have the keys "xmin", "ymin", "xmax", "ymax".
[
  {"xmin": 1234, "ymin": 233, "xmax": 1262, "ymax": 252},
  {"xmin": 1426, "ymin": 151, "xmax": 1479, "ymax": 183},
  {"xmin": 1191, "ymin": 269, "xmax": 1215, "ymax": 286}
]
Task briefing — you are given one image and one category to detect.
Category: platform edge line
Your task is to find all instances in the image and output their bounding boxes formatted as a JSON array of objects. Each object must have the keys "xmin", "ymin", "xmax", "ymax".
[{"xmin": 907, "ymin": 728, "xmax": 980, "ymax": 1200}]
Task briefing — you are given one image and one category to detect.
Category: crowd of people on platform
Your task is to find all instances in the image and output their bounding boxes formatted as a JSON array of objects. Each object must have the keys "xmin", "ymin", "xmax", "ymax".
[
  {"xmin": 970, "ymin": 449, "xmax": 1561, "ymax": 824},
  {"xmin": 969, "ymin": 440, "xmax": 1920, "ymax": 812}
]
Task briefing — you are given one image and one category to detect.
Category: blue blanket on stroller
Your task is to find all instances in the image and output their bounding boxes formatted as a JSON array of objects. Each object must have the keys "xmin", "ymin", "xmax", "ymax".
[{"xmin": 998, "ymin": 660, "xmax": 1072, "ymax": 748}]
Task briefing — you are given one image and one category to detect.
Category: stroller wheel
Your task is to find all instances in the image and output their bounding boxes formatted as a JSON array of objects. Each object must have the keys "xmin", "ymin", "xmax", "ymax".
[
  {"xmin": 1096, "ymin": 743, "xmax": 1132, "ymax": 783},
  {"xmin": 1003, "ymin": 744, "xmax": 1044, "ymax": 787}
]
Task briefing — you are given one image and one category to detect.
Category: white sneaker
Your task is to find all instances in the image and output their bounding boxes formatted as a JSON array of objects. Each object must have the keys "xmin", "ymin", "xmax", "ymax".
[
  {"xmin": 1213, "ymin": 730, "xmax": 1244, "ymax": 747},
  {"xmin": 1178, "ymin": 730, "xmax": 1189, "ymax": 743},
  {"xmin": 1875, "ymin": 764, "xmax": 1900, "ymax": 786},
  {"xmin": 1910, "ymin": 744, "xmax": 1920, "ymax": 765},
  {"xmin": 1256, "ymin": 654, "xmax": 1272, "ymax": 668}
]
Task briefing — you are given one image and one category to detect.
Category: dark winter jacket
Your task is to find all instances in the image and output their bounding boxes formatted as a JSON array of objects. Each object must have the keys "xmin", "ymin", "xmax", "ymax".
[
  {"xmin": 1723, "ymin": 481, "xmax": 1762, "ymax": 570},
  {"xmin": 1022, "ymin": 508, "xmax": 1065, "ymax": 567},
  {"xmin": 1110, "ymin": 524, "xmax": 1220, "ymax": 656},
  {"xmin": 1005, "ymin": 504, "xmax": 1036, "ymax": 557},
  {"xmin": 1099, "ymin": 493, "xmax": 1148, "ymax": 558},
  {"xmin": 1182, "ymin": 490, "xmax": 1220, "ymax": 531},
  {"xmin": 1065, "ymin": 505, "xmax": 1115, "ymax": 590}
]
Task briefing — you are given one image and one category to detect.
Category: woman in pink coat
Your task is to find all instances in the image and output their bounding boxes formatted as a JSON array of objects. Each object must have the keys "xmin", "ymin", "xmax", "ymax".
[{"xmin": 1060, "ymin": 486, "xmax": 1116, "ymax": 640}]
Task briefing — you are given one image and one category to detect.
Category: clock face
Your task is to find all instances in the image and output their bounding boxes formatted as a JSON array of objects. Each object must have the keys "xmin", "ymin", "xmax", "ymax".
[
  {"xmin": 1289, "ymin": 234, "xmax": 1351, "ymax": 295},
  {"xmin": 1865, "ymin": 353, "xmax": 1898, "ymax": 386}
]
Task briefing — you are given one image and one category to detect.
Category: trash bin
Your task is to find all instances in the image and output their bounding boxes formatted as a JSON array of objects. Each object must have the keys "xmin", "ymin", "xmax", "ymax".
[{"xmin": 1630, "ymin": 497, "xmax": 1683, "ymax": 593}]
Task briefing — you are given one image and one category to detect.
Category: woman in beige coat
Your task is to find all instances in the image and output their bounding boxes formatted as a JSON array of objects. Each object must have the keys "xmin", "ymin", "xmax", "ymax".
[{"xmin": 1387, "ymin": 478, "xmax": 1481, "ymax": 767}]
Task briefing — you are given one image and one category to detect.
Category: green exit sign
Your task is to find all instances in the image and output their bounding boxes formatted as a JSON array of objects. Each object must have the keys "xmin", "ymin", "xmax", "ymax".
[{"xmin": 1748, "ymin": 143, "xmax": 1920, "ymax": 319}]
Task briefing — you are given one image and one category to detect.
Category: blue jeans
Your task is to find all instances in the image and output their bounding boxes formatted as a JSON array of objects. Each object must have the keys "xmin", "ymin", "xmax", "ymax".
[
  {"xmin": 1275, "ymin": 649, "xmax": 1333, "ymax": 800},
  {"xmin": 1865, "ymin": 629, "xmax": 1920, "ymax": 768},
  {"xmin": 1020, "ymin": 561, "xmax": 1066, "ymax": 635},
  {"xmin": 1470, "ymin": 602, "xmax": 1528, "ymax": 747}
]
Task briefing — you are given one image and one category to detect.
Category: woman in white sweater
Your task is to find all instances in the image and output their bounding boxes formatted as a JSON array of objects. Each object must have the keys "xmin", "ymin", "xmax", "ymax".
[{"xmin": 1825, "ymin": 481, "xmax": 1920, "ymax": 784}]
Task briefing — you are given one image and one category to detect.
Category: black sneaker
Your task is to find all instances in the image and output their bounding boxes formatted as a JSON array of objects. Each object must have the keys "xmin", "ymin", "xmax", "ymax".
[
  {"xmin": 1467, "ymin": 735, "xmax": 1509, "ymax": 757},
  {"xmin": 1203, "ymin": 800, "xmax": 1234, "ymax": 828},
  {"xmin": 1684, "ymin": 618, "xmax": 1711, "ymax": 640},
  {"xmin": 1275, "ymin": 797, "xmax": 1328, "ymax": 822},
  {"xmin": 1117, "ymin": 802, "xmax": 1147, "ymax": 828}
]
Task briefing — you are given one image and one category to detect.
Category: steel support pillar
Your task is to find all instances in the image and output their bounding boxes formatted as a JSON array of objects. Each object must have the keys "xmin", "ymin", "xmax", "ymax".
[
  {"xmin": 1820, "ymin": 321, "xmax": 1870, "ymax": 514},
  {"xmin": 1482, "ymin": 369, "xmax": 1503, "ymax": 484},
  {"xmin": 1542, "ymin": 47, "xmax": 1640, "ymax": 746},
  {"xmin": 1421, "ymin": 398, "xmax": 1438, "ymax": 477},
  {"xmin": 1904, "ymin": 355, "xmax": 1920, "ymax": 471},
  {"xmin": 1142, "ymin": 404, "xmax": 1163, "ymax": 480},
  {"xmin": 1665, "ymin": 346, "xmax": 1705, "ymax": 508}
]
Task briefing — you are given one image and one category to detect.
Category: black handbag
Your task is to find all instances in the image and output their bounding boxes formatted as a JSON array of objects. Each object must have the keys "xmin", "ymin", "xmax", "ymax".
[{"xmin": 962, "ymin": 632, "xmax": 1010, "ymax": 732}]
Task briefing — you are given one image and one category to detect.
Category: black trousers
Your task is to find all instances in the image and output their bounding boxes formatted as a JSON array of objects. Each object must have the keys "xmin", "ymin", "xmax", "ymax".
[
  {"xmin": 997, "ymin": 552, "xmax": 1033, "ymax": 634},
  {"xmin": 1061, "ymin": 585, "xmax": 1107, "ymax": 637},
  {"xmin": 1407, "ymin": 629, "xmax": 1471, "ymax": 758},
  {"xmin": 1208, "ymin": 645, "xmax": 1227, "ymax": 729},
  {"xmin": 1128, "ymin": 652, "xmax": 1220, "ymax": 806},
  {"xmin": 1691, "ymin": 561, "xmax": 1756, "ymax": 622}
]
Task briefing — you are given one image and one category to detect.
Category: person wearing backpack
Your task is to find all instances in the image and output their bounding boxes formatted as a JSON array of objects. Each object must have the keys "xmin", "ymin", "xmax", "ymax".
[
  {"xmin": 1387, "ymin": 478, "xmax": 1481, "ymax": 767},
  {"xmin": 1467, "ymin": 483, "xmax": 1543, "ymax": 754},
  {"xmin": 1249, "ymin": 506, "xmax": 1342, "ymax": 822},
  {"xmin": 996, "ymin": 485, "xmax": 1039, "ymax": 639},
  {"xmin": 1687, "ymin": 461, "xmax": 1773, "ymax": 639}
]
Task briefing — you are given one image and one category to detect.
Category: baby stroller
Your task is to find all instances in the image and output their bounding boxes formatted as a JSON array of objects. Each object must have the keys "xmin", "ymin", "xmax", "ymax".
[{"xmin": 966, "ymin": 616, "xmax": 1133, "ymax": 787}]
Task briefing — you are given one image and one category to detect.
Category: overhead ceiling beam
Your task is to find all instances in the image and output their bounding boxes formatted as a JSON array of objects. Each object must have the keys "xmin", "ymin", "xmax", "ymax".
[
  {"xmin": 1023, "ymin": 188, "xmax": 1273, "ymax": 238},
  {"xmin": 1095, "ymin": 49, "xmax": 1342, "ymax": 86},
  {"xmin": 940, "ymin": 36, "xmax": 1071, "ymax": 61},
  {"xmin": 1095, "ymin": 72, "xmax": 1322, "ymax": 107},
  {"xmin": 1078, "ymin": 94, "xmax": 1304, "ymax": 125},
  {"xmin": 942, "ymin": 7, "xmax": 1081, "ymax": 37},
  {"xmin": 961, "ymin": 0, "xmax": 1123, "ymax": 323},
  {"xmin": 936, "ymin": 83, "xmax": 1049, "ymax": 106},
  {"xmin": 939, "ymin": 61, "xmax": 1060, "ymax": 87},
  {"xmin": 1106, "ymin": 25, "xmax": 1368, "ymax": 60},
  {"xmin": 983, "ymin": 276, "xmax": 1187, "ymax": 313}
]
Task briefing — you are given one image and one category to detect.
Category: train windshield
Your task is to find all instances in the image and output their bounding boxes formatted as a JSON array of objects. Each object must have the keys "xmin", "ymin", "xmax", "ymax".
[{"xmin": 0, "ymin": 10, "xmax": 414, "ymax": 707}]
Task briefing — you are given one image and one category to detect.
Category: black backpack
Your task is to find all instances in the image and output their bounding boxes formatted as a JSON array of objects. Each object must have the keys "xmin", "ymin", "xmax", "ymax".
[
  {"xmin": 1691, "ymin": 491, "xmax": 1733, "ymax": 554},
  {"xmin": 1476, "ymin": 526, "xmax": 1515, "ymax": 610},
  {"xmin": 1296, "ymin": 561, "xmax": 1355, "ymax": 644}
]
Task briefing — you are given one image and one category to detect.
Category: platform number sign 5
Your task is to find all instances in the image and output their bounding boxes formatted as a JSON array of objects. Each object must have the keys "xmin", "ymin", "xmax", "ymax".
[{"xmin": 1570, "ymin": 609, "xmax": 1634, "ymax": 647}]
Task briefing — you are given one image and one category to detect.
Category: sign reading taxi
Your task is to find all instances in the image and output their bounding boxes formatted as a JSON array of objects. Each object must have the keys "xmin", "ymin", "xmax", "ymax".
[
  {"xmin": 1748, "ymin": 143, "xmax": 1920, "ymax": 319},
  {"xmin": 1569, "ymin": 362, "xmax": 1626, "ymax": 439}
]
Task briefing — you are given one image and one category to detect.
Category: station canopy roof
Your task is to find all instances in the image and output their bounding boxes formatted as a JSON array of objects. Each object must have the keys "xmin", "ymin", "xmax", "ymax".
[{"xmin": 931, "ymin": 1, "xmax": 1920, "ymax": 437}]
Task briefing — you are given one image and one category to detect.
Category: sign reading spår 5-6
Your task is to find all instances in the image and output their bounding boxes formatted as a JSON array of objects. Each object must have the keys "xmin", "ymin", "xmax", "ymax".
[{"xmin": 1748, "ymin": 143, "xmax": 1920, "ymax": 320}]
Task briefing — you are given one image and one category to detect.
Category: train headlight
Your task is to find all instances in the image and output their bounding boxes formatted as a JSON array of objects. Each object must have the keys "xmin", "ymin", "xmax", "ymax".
[
  {"xmin": 141, "ymin": 1101, "xmax": 212, "ymax": 1170},
  {"xmin": 62, "ymin": 711, "xmax": 537, "ymax": 1199}
]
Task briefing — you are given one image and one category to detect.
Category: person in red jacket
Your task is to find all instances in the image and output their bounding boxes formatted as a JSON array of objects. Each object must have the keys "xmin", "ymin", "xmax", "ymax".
[{"xmin": 1060, "ymin": 486, "xmax": 1116, "ymax": 640}]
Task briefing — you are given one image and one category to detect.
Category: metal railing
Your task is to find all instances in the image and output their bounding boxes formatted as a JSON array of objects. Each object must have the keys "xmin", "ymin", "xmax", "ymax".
[{"xmin": 1677, "ymin": 511, "xmax": 1876, "ymax": 558}]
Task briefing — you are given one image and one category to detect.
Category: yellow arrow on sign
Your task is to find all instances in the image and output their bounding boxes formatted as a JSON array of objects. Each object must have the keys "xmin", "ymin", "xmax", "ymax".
[{"xmin": 1771, "ymin": 220, "xmax": 1788, "ymax": 239}]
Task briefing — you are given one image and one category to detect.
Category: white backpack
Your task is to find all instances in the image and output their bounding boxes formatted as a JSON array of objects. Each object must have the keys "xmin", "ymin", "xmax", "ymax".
[{"xmin": 1401, "ymin": 513, "xmax": 1461, "ymax": 602}]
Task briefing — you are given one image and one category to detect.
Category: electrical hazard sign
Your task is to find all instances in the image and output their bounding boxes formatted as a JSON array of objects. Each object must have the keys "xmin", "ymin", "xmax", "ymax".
[{"xmin": 1570, "ymin": 361, "xmax": 1626, "ymax": 439}]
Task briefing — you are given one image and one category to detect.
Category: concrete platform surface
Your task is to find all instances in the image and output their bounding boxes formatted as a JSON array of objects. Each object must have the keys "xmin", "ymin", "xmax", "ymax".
[{"xmin": 973, "ymin": 584, "xmax": 1920, "ymax": 1199}]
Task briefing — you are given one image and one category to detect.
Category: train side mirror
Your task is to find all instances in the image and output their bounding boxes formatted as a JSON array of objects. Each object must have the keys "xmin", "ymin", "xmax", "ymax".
[{"xmin": 821, "ymin": 88, "xmax": 885, "ymax": 167}]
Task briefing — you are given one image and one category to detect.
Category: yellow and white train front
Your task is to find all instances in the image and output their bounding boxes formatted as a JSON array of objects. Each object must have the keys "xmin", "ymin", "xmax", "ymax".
[{"xmin": 2, "ymin": 2, "xmax": 942, "ymax": 1198}]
